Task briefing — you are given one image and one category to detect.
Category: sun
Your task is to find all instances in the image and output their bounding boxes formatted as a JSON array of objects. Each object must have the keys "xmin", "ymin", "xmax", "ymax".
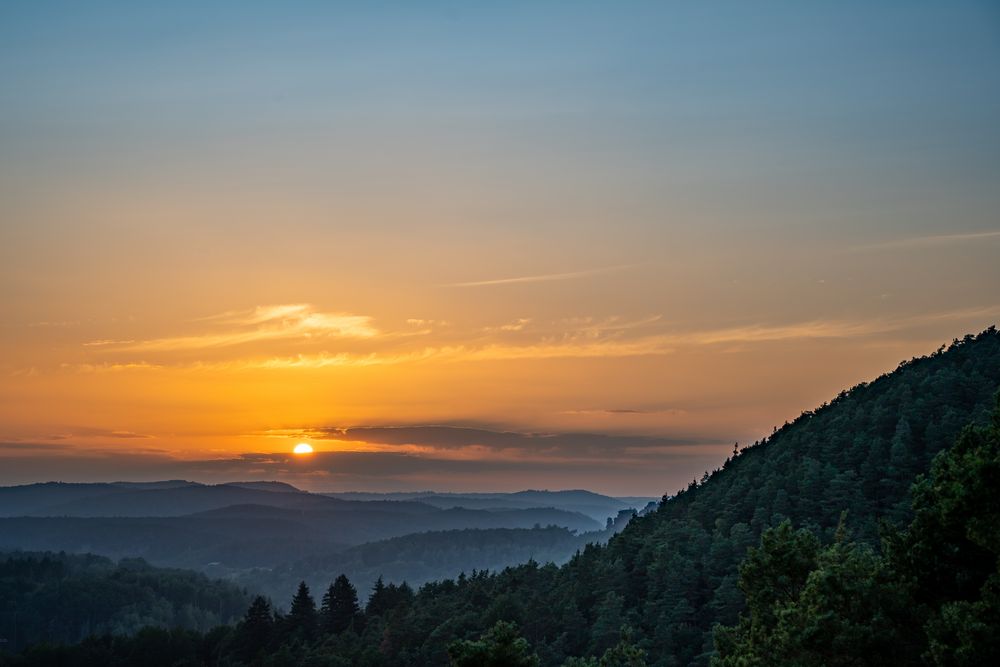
[{"xmin": 293, "ymin": 443, "xmax": 314, "ymax": 455}]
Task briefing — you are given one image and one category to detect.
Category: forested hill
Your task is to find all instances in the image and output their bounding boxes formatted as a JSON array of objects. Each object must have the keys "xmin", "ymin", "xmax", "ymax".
[
  {"xmin": 0, "ymin": 551, "xmax": 251, "ymax": 653},
  {"xmin": 576, "ymin": 327, "xmax": 1000, "ymax": 665},
  {"xmin": 5, "ymin": 328, "xmax": 999, "ymax": 666},
  {"xmin": 344, "ymin": 328, "xmax": 1000, "ymax": 666}
]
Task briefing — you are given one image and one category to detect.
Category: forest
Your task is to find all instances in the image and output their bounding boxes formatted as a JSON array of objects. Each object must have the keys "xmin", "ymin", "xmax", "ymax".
[
  {"xmin": 0, "ymin": 552, "xmax": 250, "ymax": 653},
  {"xmin": 1, "ymin": 327, "xmax": 998, "ymax": 666}
]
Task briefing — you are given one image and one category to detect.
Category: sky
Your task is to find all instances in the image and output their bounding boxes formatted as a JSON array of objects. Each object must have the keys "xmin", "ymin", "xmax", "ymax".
[{"xmin": 1, "ymin": 1, "xmax": 999, "ymax": 495}]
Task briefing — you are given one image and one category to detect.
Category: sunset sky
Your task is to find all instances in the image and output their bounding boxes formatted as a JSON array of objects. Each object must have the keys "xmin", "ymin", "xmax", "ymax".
[{"xmin": 2, "ymin": 2, "xmax": 999, "ymax": 495}]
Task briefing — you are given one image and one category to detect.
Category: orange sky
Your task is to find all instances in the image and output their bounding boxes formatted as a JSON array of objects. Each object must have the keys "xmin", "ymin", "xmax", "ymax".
[{"xmin": 1, "ymin": 2, "xmax": 998, "ymax": 494}]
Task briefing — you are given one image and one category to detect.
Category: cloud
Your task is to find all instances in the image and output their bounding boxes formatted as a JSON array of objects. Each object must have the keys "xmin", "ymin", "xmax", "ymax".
[
  {"xmin": 229, "ymin": 337, "xmax": 676, "ymax": 370},
  {"xmin": 854, "ymin": 229, "xmax": 1000, "ymax": 251},
  {"xmin": 679, "ymin": 320, "xmax": 892, "ymax": 345},
  {"xmin": 0, "ymin": 441, "xmax": 74, "ymax": 451},
  {"xmin": 663, "ymin": 307, "xmax": 1000, "ymax": 346},
  {"xmin": 28, "ymin": 427, "xmax": 158, "ymax": 441},
  {"xmin": 495, "ymin": 318, "xmax": 532, "ymax": 332},
  {"xmin": 560, "ymin": 407, "xmax": 687, "ymax": 416},
  {"xmin": 88, "ymin": 304, "xmax": 378, "ymax": 352},
  {"xmin": 66, "ymin": 362, "xmax": 165, "ymax": 373},
  {"xmin": 28, "ymin": 321, "xmax": 80, "ymax": 328},
  {"xmin": 66, "ymin": 306, "xmax": 1000, "ymax": 375},
  {"xmin": 446, "ymin": 264, "xmax": 635, "ymax": 287},
  {"xmin": 107, "ymin": 431, "xmax": 155, "ymax": 439},
  {"xmin": 280, "ymin": 424, "xmax": 716, "ymax": 457},
  {"xmin": 83, "ymin": 339, "xmax": 135, "ymax": 347}
]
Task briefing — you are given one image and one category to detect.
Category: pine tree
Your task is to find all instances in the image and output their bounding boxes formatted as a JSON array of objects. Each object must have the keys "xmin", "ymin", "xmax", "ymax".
[
  {"xmin": 286, "ymin": 581, "xmax": 318, "ymax": 641},
  {"xmin": 234, "ymin": 596, "xmax": 273, "ymax": 660},
  {"xmin": 321, "ymin": 574, "xmax": 361, "ymax": 634},
  {"xmin": 366, "ymin": 575, "xmax": 388, "ymax": 617}
]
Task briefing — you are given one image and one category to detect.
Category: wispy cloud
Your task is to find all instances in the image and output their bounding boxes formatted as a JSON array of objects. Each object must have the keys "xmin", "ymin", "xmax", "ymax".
[
  {"xmin": 561, "ymin": 407, "xmax": 687, "ymax": 416},
  {"xmin": 679, "ymin": 320, "xmax": 891, "ymax": 345},
  {"xmin": 83, "ymin": 339, "xmax": 135, "ymax": 347},
  {"xmin": 229, "ymin": 337, "xmax": 677, "ymax": 370},
  {"xmin": 87, "ymin": 304, "xmax": 378, "ymax": 352},
  {"xmin": 854, "ymin": 229, "xmax": 1000, "ymax": 251},
  {"xmin": 447, "ymin": 264, "xmax": 634, "ymax": 288},
  {"xmin": 64, "ymin": 306, "xmax": 999, "ymax": 375},
  {"xmin": 106, "ymin": 431, "xmax": 156, "ymax": 439},
  {"xmin": 28, "ymin": 320, "xmax": 80, "ymax": 328}
]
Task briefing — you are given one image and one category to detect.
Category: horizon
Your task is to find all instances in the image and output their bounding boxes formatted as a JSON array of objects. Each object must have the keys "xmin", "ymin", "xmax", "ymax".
[
  {"xmin": 0, "ymin": 478, "xmax": 659, "ymax": 501},
  {"xmin": 2, "ymin": 330, "xmax": 995, "ymax": 496},
  {"xmin": 2, "ymin": 1, "xmax": 999, "ymax": 496}
]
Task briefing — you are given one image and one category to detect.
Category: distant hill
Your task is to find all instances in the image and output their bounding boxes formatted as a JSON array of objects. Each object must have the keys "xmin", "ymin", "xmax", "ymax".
[
  {"xmin": 220, "ymin": 481, "xmax": 304, "ymax": 493},
  {"xmin": 0, "ymin": 482, "xmax": 641, "ymax": 524},
  {"xmin": 238, "ymin": 525, "xmax": 582, "ymax": 603},
  {"xmin": 324, "ymin": 489, "xmax": 654, "ymax": 522},
  {"xmin": 0, "ymin": 483, "xmax": 330, "ymax": 518},
  {"xmin": 0, "ymin": 500, "xmax": 601, "ymax": 574},
  {"xmin": 108, "ymin": 480, "xmax": 201, "ymax": 490}
]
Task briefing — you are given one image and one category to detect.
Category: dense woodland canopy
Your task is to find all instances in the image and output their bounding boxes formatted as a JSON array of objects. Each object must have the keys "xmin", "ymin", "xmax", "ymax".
[
  {"xmin": 2, "ymin": 328, "xmax": 999, "ymax": 666},
  {"xmin": 0, "ymin": 552, "xmax": 250, "ymax": 653}
]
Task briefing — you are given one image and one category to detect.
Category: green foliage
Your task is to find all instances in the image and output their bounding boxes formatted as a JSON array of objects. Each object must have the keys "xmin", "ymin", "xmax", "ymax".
[
  {"xmin": 892, "ymin": 391, "xmax": 1000, "ymax": 665},
  {"xmin": 448, "ymin": 620, "xmax": 540, "ymax": 667},
  {"xmin": 713, "ymin": 390, "xmax": 1000, "ymax": 666},
  {"xmin": 564, "ymin": 628, "xmax": 647, "ymax": 667}
]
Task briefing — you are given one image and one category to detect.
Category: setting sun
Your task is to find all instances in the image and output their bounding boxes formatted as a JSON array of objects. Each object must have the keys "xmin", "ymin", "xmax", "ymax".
[{"xmin": 293, "ymin": 443, "xmax": 314, "ymax": 455}]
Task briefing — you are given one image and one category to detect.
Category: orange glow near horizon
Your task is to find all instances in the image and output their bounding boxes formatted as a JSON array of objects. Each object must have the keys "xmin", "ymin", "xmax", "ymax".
[
  {"xmin": 2, "ymin": 305, "xmax": 998, "ymax": 495},
  {"xmin": 1, "ymin": 3, "xmax": 998, "ymax": 495}
]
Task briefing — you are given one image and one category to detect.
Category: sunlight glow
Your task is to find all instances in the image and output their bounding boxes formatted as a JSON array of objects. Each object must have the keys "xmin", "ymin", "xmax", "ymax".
[{"xmin": 293, "ymin": 443, "xmax": 314, "ymax": 455}]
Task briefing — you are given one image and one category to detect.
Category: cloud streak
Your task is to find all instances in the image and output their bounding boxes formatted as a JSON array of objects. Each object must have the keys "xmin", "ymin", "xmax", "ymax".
[
  {"xmin": 855, "ymin": 229, "xmax": 1000, "ymax": 251},
  {"xmin": 290, "ymin": 424, "xmax": 716, "ymax": 456},
  {"xmin": 64, "ymin": 307, "xmax": 1000, "ymax": 375},
  {"xmin": 447, "ymin": 264, "xmax": 634, "ymax": 287},
  {"xmin": 89, "ymin": 304, "xmax": 378, "ymax": 352}
]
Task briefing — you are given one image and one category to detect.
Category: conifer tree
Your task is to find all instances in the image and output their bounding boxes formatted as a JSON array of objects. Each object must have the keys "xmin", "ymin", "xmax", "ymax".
[
  {"xmin": 234, "ymin": 596, "xmax": 273, "ymax": 660},
  {"xmin": 286, "ymin": 581, "xmax": 318, "ymax": 641},
  {"xmin": 321, "ymin": 574, "xmax": 362, "ymax": 634}
]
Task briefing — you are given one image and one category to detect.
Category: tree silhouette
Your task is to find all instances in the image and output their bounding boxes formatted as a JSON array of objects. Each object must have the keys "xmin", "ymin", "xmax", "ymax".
[
  {"xmin": 234, "ymin": 595, "xmax": 273, "ymax": 660},
  {"xmin": 320, "ymin": 574, "xmax": 362, "ymax": 634},
  {"xmin": 285, "ymin": 581, "xmax": 317, "ymax": 641}
]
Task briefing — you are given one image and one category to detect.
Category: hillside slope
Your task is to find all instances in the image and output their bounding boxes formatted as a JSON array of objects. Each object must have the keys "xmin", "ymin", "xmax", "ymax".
[
  {"xmin": 577, "ymin": 327, "xmax": 1000, "ymax": 665},
  {"xmin": 355, "ymin": 328, "xmax": 1000, "ymax": 666}
]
